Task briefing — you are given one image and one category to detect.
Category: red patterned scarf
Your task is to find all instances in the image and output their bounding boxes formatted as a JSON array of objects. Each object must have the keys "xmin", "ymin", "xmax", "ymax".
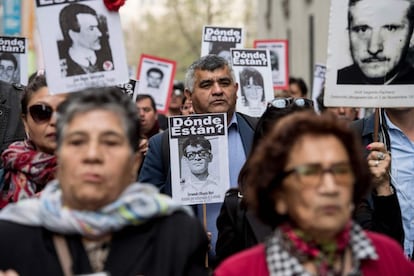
[
  {"xmin": 1, "ymin": 140, "xmax": 57, "ymax": 208},
  {"xmin": 280, "ymin": 221, "xmax": 351, "ymax": 276}
]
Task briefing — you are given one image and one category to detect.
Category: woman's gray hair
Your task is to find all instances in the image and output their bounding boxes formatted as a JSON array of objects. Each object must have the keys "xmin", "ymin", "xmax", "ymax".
[
  {"xmin": 184, "ymin": 54, "xmax": 236, "ymax": 93},
  {"xmin": 56, "ymin": 86, "xmax": 140, "ymax": 152}
]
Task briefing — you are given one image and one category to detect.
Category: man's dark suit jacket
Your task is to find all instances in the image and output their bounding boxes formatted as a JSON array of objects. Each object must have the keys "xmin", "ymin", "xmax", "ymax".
[
  {"xmin": 337, "ymin": 63, "xmax": 414, "ymax": 85},
  {"xmin": 0, "ymin": 212, "xmax": 208, "ymax": 275}
]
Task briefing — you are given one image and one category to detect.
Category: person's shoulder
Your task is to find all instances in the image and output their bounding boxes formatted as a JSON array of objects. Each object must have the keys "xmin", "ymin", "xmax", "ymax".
[
  {"xmin": 214, "ymin": 244, "xmax": 268, "ymax": 276},
  {"xmin": 366, "ymin": 231, "xmax": 402, "ymax": 250},
  {"xmin": 0, "ymin": 220, "xmax": 43, "ymax": 240},
  {"xmin": 148, "ymin": 130, "xmax": 165, "ymax": 145},
  {"xmin": 236, "ymin": 112, "xmax": 259, "ymax": 130},
  {"xmin": 364, "ymin": 231, "xmax": 414, "ymax": 272}
]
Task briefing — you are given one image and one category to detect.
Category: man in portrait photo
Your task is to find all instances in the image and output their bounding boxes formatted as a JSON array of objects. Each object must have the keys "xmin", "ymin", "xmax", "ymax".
[
  {"xmin": 146, "ymin": 67, "xmax": 164, "ymax": 89},
  {"xmin": 180, "ymin": 136, "xmax": 218, "ymax": 193},
  {"xmin": 58, "ymin": 3, "xmax": 114, "ymax": 77},
  {"xmin": 0, "ymin": 53, "xmax": 18, "ymax": 84},
  {"xmin": 337, "ymin": 0, "xmax": 414, "ymax": 85}
]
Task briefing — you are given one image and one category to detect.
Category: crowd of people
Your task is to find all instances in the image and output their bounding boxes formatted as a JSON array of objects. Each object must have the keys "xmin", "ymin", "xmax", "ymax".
[{"xmin": 1, "ymin": 0, "xmax": 414, "ymax": 275}]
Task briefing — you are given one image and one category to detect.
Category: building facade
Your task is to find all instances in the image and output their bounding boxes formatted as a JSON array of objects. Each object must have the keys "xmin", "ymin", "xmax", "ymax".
[{"xmin": 257, "ymin": 0, "xmax": 330, "ymax": 92}]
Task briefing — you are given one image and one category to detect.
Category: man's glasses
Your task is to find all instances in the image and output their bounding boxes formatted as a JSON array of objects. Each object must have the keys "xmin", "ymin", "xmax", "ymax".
[
  {"xmin": 28, "ymin": 104, "xmax": 54, "ymax": 123},
  {"xmin": 184, "ymin": 150, "xmax": 211, "ymax": 160},
  {"xmin": 269, "ymin": 97, "xmax": 314, "ymax": 109},
  {"xmin": 281, "ymin": 162, "xmax": 354, "ymax": 187}
]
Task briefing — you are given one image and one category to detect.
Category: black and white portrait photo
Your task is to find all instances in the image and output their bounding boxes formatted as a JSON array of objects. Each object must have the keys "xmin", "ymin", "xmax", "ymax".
[
  {"xmin": 0, "ymin": 36, "xmax": 28, "ymax": 85},
  {"xmin": 146, "ymin": 67, "xmax": 164, "ymax": 89},
  {"xmin": 209, "ymin": 41, "xmax": 237, "ymax": 64},
  {"xmin": 239, "ymin": 67, "xmax": 266, "ymax": 108},
  {"xmin": 254, "ymin": 39, "xmax": 289, "ymax": 90},
  {"xmin": 137, "ymin": 54, "xmax": 177, "ymax": 114},
  {"xmin": 337, "ymin": 0, "xmax": 414, "ymax": 85},
  {"xmin": 57, "ymin": 3, "xmax": 114, "ymax": 77},
  {"xmin": 35, "ymin": 0, "xmax": 129, "ymax": 94},
  {"xmin": 325, "ymin": 0, "xmax": 414, "ymax": 107},
  {"xmin": 168, "ymin": 113, "xmax": 229, "ymax": 205},
  {"xmin": 179, "ymin": 136, "xmax": 219, "ymax": 194},
  {"xmin": 0, "ymin": 52, "xmax": 19, "ymax": 84}
]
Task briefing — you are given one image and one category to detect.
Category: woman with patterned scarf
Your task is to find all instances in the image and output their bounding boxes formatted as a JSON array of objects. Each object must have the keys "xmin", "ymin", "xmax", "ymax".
[
  {"xmin": 0, "ymin": 72, "xmax": 66, "ymax": 208},
  {"xmin": 0, "ymin": 87, "xmax": 208, "ymax": 275},
  {"xmin": 215, "ymin": 112, "xmax": 414, "ymax": 276}
]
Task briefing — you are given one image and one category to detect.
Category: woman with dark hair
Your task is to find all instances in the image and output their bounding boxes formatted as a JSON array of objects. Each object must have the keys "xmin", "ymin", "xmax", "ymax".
[
  {"xmin": 215, "ymin": 112, "xmax": 414, "ymax": 275},
  {"xmin": 239, "ymin": 68, "xmax": 265, "ymax": 108},
  {"xmin": 0, "ymin": 71, "xmax": 67, "ymax": 208}
]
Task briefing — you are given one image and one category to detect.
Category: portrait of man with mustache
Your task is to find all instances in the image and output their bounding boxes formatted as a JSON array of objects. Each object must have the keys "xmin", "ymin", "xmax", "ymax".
[{"xmin": 337, "ymin": 0, "xmax": 414, "ymax": 85}]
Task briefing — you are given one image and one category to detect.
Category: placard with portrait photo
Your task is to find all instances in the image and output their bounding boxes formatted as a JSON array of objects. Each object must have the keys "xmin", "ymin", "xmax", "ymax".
[
  {"xmin": 201, "ymin": 25, "xmax": 244, "ymax": 62},
  {"xmin": 117, "ymin": 79, "xmax": 140, "ymax": 102},
  {"xmin": 169, "ymin": 113, "xmax": 229, "ymax": 205},
  {"xmin": 325, "ymin": 0, "xmax": 414, "ymax": 107},
  {"xmin": 35, "ymin": 0, "xmax": 129, "ymax": 94},
  {"xmin": 232, "ymin": 48, "xmax": 274, "ymax": 117},
  {"xmin": 0, "ymin": 36, "xmax": 28, "ymax": 85},
  {"xmin": 136, "ymin": 54, "xmax": 176, "ymax": 114},
  {"xmin": 254, "ymin": 39, "xmax": 289, "ymax": 90},
  {"xmin": 312, "ymin": 63, "xmax": 326, "ymax": 113}
]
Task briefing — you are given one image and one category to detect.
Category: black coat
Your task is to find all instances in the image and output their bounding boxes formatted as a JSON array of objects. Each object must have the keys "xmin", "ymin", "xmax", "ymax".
[
  {"xmin": 215, "ymin": 188, "xmax": 272, "ymax": 266},
  {"xmin": 0, "ymin": 211, "xmax": 209, "ymax": 276}
]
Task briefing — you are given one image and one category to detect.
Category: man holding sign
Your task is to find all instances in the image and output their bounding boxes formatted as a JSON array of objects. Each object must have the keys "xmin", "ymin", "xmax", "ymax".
[{"xmin": 138, "ymin": 55, "xmax": 257, "ymax": 266}]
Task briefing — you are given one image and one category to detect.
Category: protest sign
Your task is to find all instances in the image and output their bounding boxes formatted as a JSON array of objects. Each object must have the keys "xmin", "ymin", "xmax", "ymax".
[
  {"xmin": 117, "ymin": 79, "xmax": 139, "ymax": 102},
  {"xmin": 35, "ymin": 0, "xmax": 129, "ymax": 94},
  {"xmin": 312, "ymin": 63, "xmax": 326, "ymax": 113},
  {"xmin": 201, "ymin": 26, "xmax": 244, "ymax": 61},
  {"xmin": 0, "ymin": 36, "xmax": 28, "ymax": 85},
  {"xmin": 137, "ymin": 54, "xmax": 176, "ymax": 114},
  {"xmin": 232, "ymin": 48, "xmax": 274, "ymax": 117},
  {"xmin": 253, "ymin": 39, "xmax": 289, "ymax": 90},
  {"xmin": 325, "ymin": 0, "xmax": 414, "ymax": 107},
  {"xmin": 169, "ymin": 113, "xmax": 229, "ymax": 205}
]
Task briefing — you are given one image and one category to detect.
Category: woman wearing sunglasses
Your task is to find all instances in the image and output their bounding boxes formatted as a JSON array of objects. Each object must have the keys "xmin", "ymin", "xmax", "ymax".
[{"xmin": 0, "ymin": 72, "xmax": 66, "ymax": 208}]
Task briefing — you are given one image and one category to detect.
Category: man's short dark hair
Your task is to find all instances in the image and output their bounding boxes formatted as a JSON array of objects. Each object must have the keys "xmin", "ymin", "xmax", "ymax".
[
  {"xmin": 182, "ymin": 136, "xmax": 212, "ymax": 156},
  {"xmin": 136, "ymin": 94, "xmax": 157, "ymax": 112},
  {"xmin": 0, "ymin": 53, "xmax": 17, "ymax": 69},
  {"xmin": 289, "ymin": 77, "xmax": 308, "ymax": 97},
  {"xmin": 146, "ymin": 67, "xmax": 164, "ymax": 79},
  {"xmin": 59, "ymin": 3, "xmax": 98, "ymax": 43}
]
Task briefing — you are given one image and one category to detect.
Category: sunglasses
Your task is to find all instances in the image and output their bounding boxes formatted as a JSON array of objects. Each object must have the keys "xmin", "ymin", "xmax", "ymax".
[
  {"xmin": 268, "ymin": 97, "xmax": 314, "ymax": 109},
  {"xmin": 28, "ymin": 104, "xmax": 54, "ymax": 123}
]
